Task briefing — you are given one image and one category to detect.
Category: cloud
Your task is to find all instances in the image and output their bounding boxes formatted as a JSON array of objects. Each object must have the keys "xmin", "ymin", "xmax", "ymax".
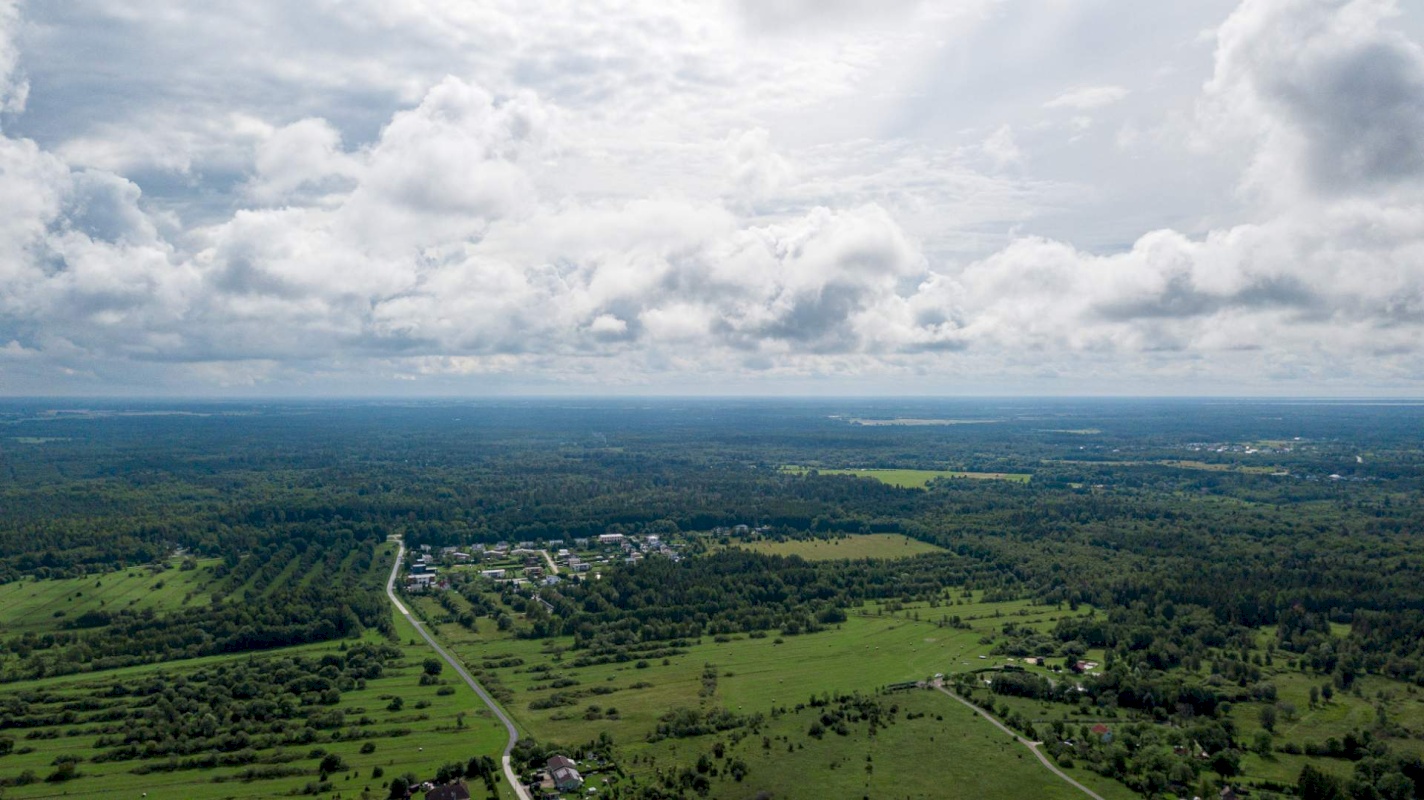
[
  {"xmin": 1201, "ymin": 0, "xmax": 1424, "ymax": 198},
  {"xmin": 726, "ymin": 127, "xmax": 792, "ymax": 208},
  {"xmin": 907, "ymin": 0, "xmax": 1424, "ymax": 373},
  {"xmin": 0, "ymin": 0, "xmax": 25, "ymax": 115},
  {"xmin": 1044, "ymin": 84, "xmax": 1130, "ymax": 110},
  {"xmin": 244, "ymin": 118, "xmax": 358, "ymax": 205},
  {"xmin": 1, "ymin": 0, "xmax": 1423, "ymax": 394},
  {"xmin": 732, "ymin": 0, "xmax": 925, "ymax": 34},
  {"xmin": 981, "ymin": 125, "xmax": 1022, "ymax": 168}
]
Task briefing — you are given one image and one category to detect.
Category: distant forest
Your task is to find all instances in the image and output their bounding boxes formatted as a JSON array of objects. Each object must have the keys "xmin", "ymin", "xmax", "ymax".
[{"xmin": 2, "ymin": 398, "xmax": 1423, "ymax": 692}]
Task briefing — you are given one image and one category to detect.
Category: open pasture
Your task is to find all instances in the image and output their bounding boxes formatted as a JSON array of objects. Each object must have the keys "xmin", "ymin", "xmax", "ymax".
[
  {"xmin": 0, "ymin": 610, "xmax": 515, "ymax": 800},
  {"xmin": 734, "ymin": 533, "xmax": 944, "ymax": 561},
  {"xmin": 783, "ymin": 465, "xmax": 1031, "ymax": 487},
  {"xmin": 0, "ymin": 558, "xmax": 216, "ymax": 637},
  {"xmin": 411, "ymin": 587, "xmax": 1092, "ymax": 758},
  {"xmin": 625, "ymin": 686, "xmax": 1137, "ymax": 800}
]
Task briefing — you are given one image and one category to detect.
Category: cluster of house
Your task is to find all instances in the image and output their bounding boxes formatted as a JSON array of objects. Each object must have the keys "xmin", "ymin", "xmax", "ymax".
[
  {"xmin": 603, "ymin": 533, "xmax": 683, "ymax": 565},
  {"xmin": 711, "ymin": 524, "xmax": 771, "ymax": 537},
  {"xmin": 1006, "ymin": 655, "xmax": 1101, "ymax": 674},
  {"xmin": 406, "ymin": 532, "xmax": 691, "ymax": 593},
  {"xmin": 405, "ymin": 553, "xmax": 441, "ymax": 589}
]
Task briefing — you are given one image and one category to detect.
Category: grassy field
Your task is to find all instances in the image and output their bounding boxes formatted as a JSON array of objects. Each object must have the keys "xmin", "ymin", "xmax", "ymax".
[
  {"xmin": 1226, "ymin": 668, "xmax": 1424, "ymax": 785},
  {"xmin": 734, "ymin": 533, "xmax": 944, "ymax": 561},
  {"xmin": 783, "ymin": 466, "xmax": 1032, "ymax": 487},
  {"xmin": 406, "ymin": 586, "xmax": 1113, "ymax": 799},
  {"xmin": 412, "ymin": 588, "xmax": 1087, "ymax": 754},
  {"xmin": 379, "ymin": 575, "xmax": 1424, "ymax": 800},
  {"xmin": 0, "ymin": 544, "xmax": 517, "ymax": 800},
  {"xmin": 1048, "ymin": 459, "xmax": 1286, "ymax": 475},
  {"xmin": 11, "ymin": 540, "xmax": 1414, "ymax": 800},
  {"xmin": 0, "ymin": 617, "xmax": 516, "ymax": 800},
  {"xmin": 636, "ymin": 688, "xmax": 1138, "ymax": 800},
  {"xmin": 0, "ymin": 558, "xmax": 217, "ymax": 637}
]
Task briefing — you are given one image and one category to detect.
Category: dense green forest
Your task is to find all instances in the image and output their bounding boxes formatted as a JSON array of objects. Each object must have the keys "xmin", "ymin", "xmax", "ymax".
[{"xmin": 2, "ymin": 398, "xmax": 1424, "ymax": 798}]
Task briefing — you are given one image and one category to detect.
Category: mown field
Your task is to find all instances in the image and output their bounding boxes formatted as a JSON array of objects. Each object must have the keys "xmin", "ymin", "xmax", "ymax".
[
  {"xmin": 782, "ymin": 466, "xmax": 1032, "ymax": 487},
  {"xmin": 733, "ymin": 533, "xmax": 944, "ymax": 561},
  {"xmin": 0, "ymin": 557, "xmax": 217, "ymax": 637},
  {"xmin": 407, "ymin": 584, "xmax": 1095, "ymax": 797},
  {"xmin": 641, "ymin": 687, "xmax": 1139, "ymax": 800},
  {"xmin": 417, "ymin": 573, "xmax": 1424, "ymax": 800},
  {"xmin": 0, "ymin": 545, "xmax": 516, "ymax": 800}
]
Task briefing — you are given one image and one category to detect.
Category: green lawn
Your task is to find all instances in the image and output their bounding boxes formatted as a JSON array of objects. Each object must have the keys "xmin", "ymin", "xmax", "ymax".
[{"xmin": 735, "ymin": 533, "xmax": 944, "ymax": 561}]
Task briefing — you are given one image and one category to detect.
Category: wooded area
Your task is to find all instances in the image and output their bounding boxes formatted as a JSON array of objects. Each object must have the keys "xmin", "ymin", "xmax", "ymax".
[{"xmin": 1, "ymin": 399, "xmax": 1422, "ymax": 799}]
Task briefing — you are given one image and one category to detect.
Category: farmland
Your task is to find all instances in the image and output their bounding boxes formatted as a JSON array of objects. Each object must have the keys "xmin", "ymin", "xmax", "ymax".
[
  {"xmin": 0, "ymin": 557, "xmax": 215, "ymax": 637},
  {"xmin": 0, "ymin": 621, "xmax": 517, "ymax": 800},
  {"xmin": 4, "ymin": 398, "xmax": 1424, "ymax": 799},
  {"xmin": 404, "ymin": 579, "xmax": 1092, "ymax": 796},
  {"xmin": 733, "ymin": 533, "xmax": 943, "ymax": 560},
  {"xmin": 781, "ymin": 466, "xmax": 1033, "ymax": 487},
  {"xmin": 636, "ymin": 687, "xmax": 1139, "ymax": 800},
  {"xmin": 0, "ymin": 543, "xmax": 516, "ymax": 800}
]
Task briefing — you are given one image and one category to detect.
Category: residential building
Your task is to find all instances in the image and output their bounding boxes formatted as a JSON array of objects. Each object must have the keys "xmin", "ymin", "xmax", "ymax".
[
  {"xmin": 424, "ymin": 783, "xmax": 471, "ymax": 800},
  {"xmin": 546, "ymin": 755, "xmax": 583, "ymax": 791}
]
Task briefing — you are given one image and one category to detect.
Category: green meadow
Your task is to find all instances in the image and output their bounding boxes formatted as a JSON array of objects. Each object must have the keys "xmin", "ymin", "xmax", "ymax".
[
  {"xmin": 782, "ymin": 465, "xmax": 1032, "ymax": 487},
  {"xmin": 734, "ymin": 533, "xmax": 944, "ymax": 560},
  {"xmin": 0, "ymin": 544, "xmax": 516, "ymax": 800},
  {"xmin": 0, "ymin": 611, "xmax": 516, "ymax": 800},
  {"xmin": 0, "ymin": 558, "xmax": 216, "ymax": 637},
  {"xmin": 408, "ymin": 586, "xmax": 1088, "ymax": 769},
  {"xmin": 640, "ymin": 688, "xmax": 1139, "ymax": 800}
]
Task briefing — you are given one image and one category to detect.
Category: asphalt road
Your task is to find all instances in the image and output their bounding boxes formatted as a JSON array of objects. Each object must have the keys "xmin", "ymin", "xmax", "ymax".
[
  {"xmin": 386, "ymin": 538, "xmax": 533, "ymax": 800},
  {"xmin": 539, "ymin": 549, "xmax": 560, "ymax": 574},
  {"xmin": 933, "ymin": 682, "xmax": 1107, "ymax": 800}
]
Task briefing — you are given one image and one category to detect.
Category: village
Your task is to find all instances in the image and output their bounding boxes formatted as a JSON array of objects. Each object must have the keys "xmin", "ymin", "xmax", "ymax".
[{"xmin": 402, "ymin": 530, "xmax": 692, "ymax": 594}]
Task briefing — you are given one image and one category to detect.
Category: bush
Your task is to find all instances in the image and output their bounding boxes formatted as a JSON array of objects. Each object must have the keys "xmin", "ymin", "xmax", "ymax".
[
  {"xmin": 45, "ymin": 761, "xmax": 79, "ymax": 783},
  {"xmin": 320, "ymin": 753, "xmax": 348, "ymax": 774}
]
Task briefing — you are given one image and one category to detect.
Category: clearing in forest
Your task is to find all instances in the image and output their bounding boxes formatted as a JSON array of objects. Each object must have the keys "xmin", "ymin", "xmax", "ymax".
[
  {"xmin": 0, "ymin": 558, "xmax": 216, "ymax": 637},
  {"xmin": 736, "ymin": 534, "xmax": 943, "ymax": 561},
  {"xmin": 782, "ymin": 465, "xmax": 1032, "ymax": 487}
]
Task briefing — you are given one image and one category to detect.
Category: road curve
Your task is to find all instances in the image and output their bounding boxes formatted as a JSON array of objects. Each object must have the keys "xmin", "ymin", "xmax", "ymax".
[
  {"xmin": 385, "ymin": 539, "xmax": 532, "ymax": 800},
  {"xmin": 933, "ymin": 683, "xmax": 1107, "ymax": 800}
]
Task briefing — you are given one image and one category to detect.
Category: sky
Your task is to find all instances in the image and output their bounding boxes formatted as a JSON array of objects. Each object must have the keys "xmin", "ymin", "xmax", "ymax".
[{"xmin": 1, "ymin": 0, "xmax": 1423, "ymax": 396}]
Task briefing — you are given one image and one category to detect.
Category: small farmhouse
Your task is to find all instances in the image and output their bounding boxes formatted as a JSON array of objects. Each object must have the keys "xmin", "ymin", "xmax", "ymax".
[
  {"xmin": 546, "ymin": 755, "xmax": 583, "ymax": 792},
  {"xmin": 424, "ymin": 782, "xmax": 471, "ymax": 800}
]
